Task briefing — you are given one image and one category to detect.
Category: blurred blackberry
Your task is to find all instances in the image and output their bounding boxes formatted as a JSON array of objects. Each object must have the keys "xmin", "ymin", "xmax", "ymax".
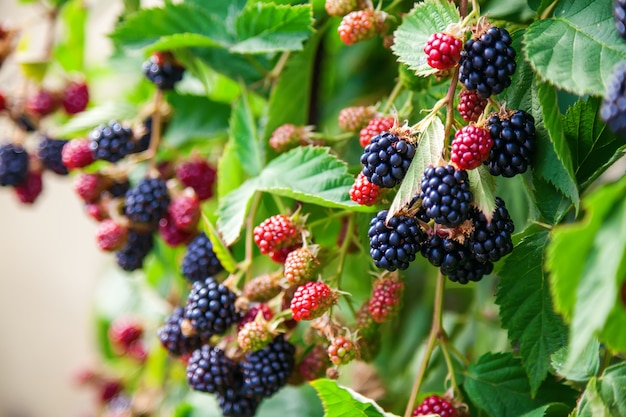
[
  {"xmin": 360, "ymin": 132, "xmax": 416, "ymax": 188},
  {"xmin": 420, "ymin": 165, "xmax": 473, "ymax": 227},
  {"xmin": 124, "ymin": 178, "xmax": 170, "ymax": 226},
  {"xmin": 105, "ymin": 179, "xmax": 131, "ymax": 198},
  {"xmin": 459, "ymin": 26, "xmax": 516, "ymax": 98},
  {"xmin": 182, "ymin": 232, "xmax": 224, "ymax": 282},
  {"xmin": 420, "ymin": 235, "xmax": 468, "ymax": 276},
  {"xmin": 0, "ymin": 144, "xmax": 29, "ymax": 186},
  {"xmin": 142, "ymin": 52, "xmax": 185, "ymax": 90},
  {"xmin": 368, "ymin": 210, "xmax": 423, "ymax": 271},
  {"xmin": 184, "ymin": 277, "xmax": 240, "ymax": 340},
  {"xmin": 218, "ymin": 374, "xmax": 260, "ymax": 417},
  {"xmin": 615, "ymin": 0, "xmax": 626, "ymax": 41},
  {"xmin": 447, "ymin": 257, "xmax": 493, "ymax": 284},
  {"xmin": 131, "ymin": 116, "xmax": 152, "ymax": 154},
  {"xmin": 157, "ymin": 307, "xmax": 202, "ymax": 356},
  {"xmin": 14, "ymin": 114, "xmax": 37, "ymax": 132},
  {"xmin": 601, "ymin": 61, "xmax": 626, "ymax": 137},
  {"xmin": 89, "ymin": 121, "xmax": 134, "ymax": 162},
  {"xmin": 37, "ymin": 137, "xmax": 69, "ymax": 175},
  {"xmin": 241, "ymin": 334, "xmax": 295, "ymax": 399},
  {"xmin": 115, "ymin": 230, "xmax": 154, "ymax": 271},
  {"xmin": 485, "ymin": 110, "xmax": 535, "ymax": 177},
  {"xmin": 187, "ymin": 345, "xmax": 236, "ymax": 394},
  {"xmin": 468, "ymin": 197, "xmax": 514, "ymax": 263}
]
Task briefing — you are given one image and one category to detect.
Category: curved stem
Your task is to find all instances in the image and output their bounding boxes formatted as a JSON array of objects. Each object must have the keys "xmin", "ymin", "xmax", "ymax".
[
  {"xmin": 333, "ymin": 213, "xmax": 355, "ymax": 284},
  {"xmin": 148, "ymin": 89, "xmax": 164, "ymax": 173},
  {"xmin": 443, "ymin": 68, "xmax": 460, "ymax": 158},
  {"xmin": 381, "ymin": 80, "xmax": 404, "ymax": 115},
  {"xmin": 439, "ymin": 330, "xmax": 462, "ymax": 399}
]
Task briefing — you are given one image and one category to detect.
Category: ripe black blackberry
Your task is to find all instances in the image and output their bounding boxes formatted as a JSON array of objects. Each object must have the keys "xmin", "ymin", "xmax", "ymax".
[
  {"xmin": 240, "ymin": 334, "xmax": 295, "ymax": 399},
  {"xmin": 459, "ymin": 26, "xmax": 516, "ymax": 98},
  {"xmin": 447, "ymin": 257, "xmax": 493, "ymax": 284},
  {"xmin": 0, "ymin": 144, "xmax": 29, "ymax": 186},
  {"xmin": 368, "ymin": 210, "xmax": 423, "ymax": 271},
  {"xmin": 485, "ymin": 110, "xmax": 535, "ymax": 177},
  {"xmin": 184, "ymin": 277, "xmax": 240, "ymax": 340},
  {"xmin": 601, "ymin": 62, "xmax": 626, "ymax": 137},
  {"xmin": 468, "ymin": 197, "xmax": 514, "ymax": 263},
  {"xmin": 124, "ymin": 178, "xmax": 170, "ymax": 227},
  {"xmin": 182, "ymin": 232, "xmax": 224, "ymax": 282},
  {"xmin": 105, "ymin": 179, "xmax": 130, "ymax": 198},
  {"xmin": 615, "ymin": 0, "xmax": 626, "ymax": 41},
  {"xmin": 360, "ymin": 131, "xmax": 416, "ymax": 188},
  {"xmin": 142, "ymin": 53, "xmax": 185, "ymax": 90},
  {"xmin": 37, "ymin": 137, "xmax": 69, "ymax": 175},
  {"xmin": 420, "ymin": 234, "xmax": 468, "ymax": 276},
  {"xmin": 89, "ymin": 121, "xmax": 134, "ymax": 163},
  {"xmin": 157, "ymin": 307, "xmax": 202, "ymax": 356},
  {"xmin": 217, "ymin": 375, "xmax": 261, "ymax": 417},
  {"xmin": 115, "ymin": 230, "xmax": 154, "ymax": 271},
  {"xmin": 187, "ymin": 345, "xmax": 237, "ymax": 394},
  {"xmin": 131, "ymin": 116, "xmax": 152, "ymax": 154},
  {"xmin": 420, "ymin": 165, "xmax": 473, "ymax": 227}
]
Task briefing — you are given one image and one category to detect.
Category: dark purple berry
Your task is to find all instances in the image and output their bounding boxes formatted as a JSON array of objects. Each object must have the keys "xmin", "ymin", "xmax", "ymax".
[
  {"xmin": 602, "ymin": 61, "xmax": 626, "ymax": 138},
  {"xmin": 184, "ymin": 277, "xmax": 240, "ymax": 340},
  {"xmin": 182, "ymin": 232, "xmax": 224, "ymax": 282},
  {"xmin": 468, "ymin": 197, "xmax": 514, "ymax": 263},
  {"xmin": 0, "ymin": 144, "xmax": 29, "ymax": 186},
  {"xmin": 420, "ymin": 165, "xmax": 473, "ymax": 227},
  {"xmin": 360, "ymin": 132, "xmax": 416, "ymax": 188},
  {"xmin": 158, "ymin": 307, "xmax": 202, "ymax": 356},
  {"xmin": 240, "ymin": 334, "xmax": 295, "ymax": 399},
  {"xmin": 124, "ymin": 178, "xmax": 170, "ymax": 227},
  {"xmin": 89, "ymin": 121, "xmax": 134, "ymax": 163},
  {"xmin": 615, "ymin": 0, "xmax": 626, "ymax": 41},
  {"xmin": 187, "ymin": 345, "xmax": 237, "ymax": 394},
  {"xmin": 142, "ymin": 53, "xmax": 185, "ymax": 90},
  {"xmin": 368, "ymin": 210, "xmax": 423, "ymax": 271},
  {"xmin": 485, "ymin": 110, "xmax": 535, "ymax": 177},
  {"xmin": 115, "ymin": 230, "xmax": 154, "ymax": 271},
  {"xmin": 37, "ymin": 137, "xmax": 69, "ymax": 175}
]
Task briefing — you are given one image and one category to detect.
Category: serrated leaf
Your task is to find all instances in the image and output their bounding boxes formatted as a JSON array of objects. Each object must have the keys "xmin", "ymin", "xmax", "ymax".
[
  {"xmin": 551, "ymin": 340, "xmax": 600, "ymax": 384},
  {"xmin": 217, "ymin": 141, "xmax": 245, "ymax": 201},
  {"xmin": 217, "ymin": 147, "xmax": 373, "ymax": 245},
  {"xmin": 468, "ymin": 166, "xmax": 496, "ymax": 219},
  {"xmin": 200, "ymin": 214, "xmax": 237, "ymax": 274},
  {"xmin": 386, "ymin": 117, "xmax": 444, "ymax": 220},
  {"xmin": 523, "ymin": 0, "xmax": 626, "ymax": 96},
  {"xmin": 53, "ymin": 101, "xmax": 138, "ymax": 137},
  {"xmin": 173, "ymin": 51, "xmax": 242, "ymax": 102},
  {"xmin": 576, "ymin": 364, "xmax": 626, "ymax": 417},
  {"xmin": 53, "ymin": 0, "xmax": 86, "ymax": 72},
  {"xmin": 163, "ymin": 94, "xmax": 231, "ymax": 146},
  {"xmin": 310, "ymin": 379, "xmax": 398, "ymax": 417},
  {"xmin": 145, "ymin": 33, "xmax": 221, "ymax": 54},
  {"xmin": 230, "ymin": 91, "xmax": 264, "ymax": 176},
  {"xmin": 519, "ymin": 404, "xmax": 572, "ymax": 417},
  {"xmin": 230, "ymin": 4, "xmax": 314, "ymax": 54},
  {"xmin": 392, "ymin": 0, "xmax": 460, "ymax": 76}
]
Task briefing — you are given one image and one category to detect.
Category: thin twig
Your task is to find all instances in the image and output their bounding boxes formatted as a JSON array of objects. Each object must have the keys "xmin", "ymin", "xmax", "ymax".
[{"xmin": 148, "ymin": 89, "xmax": 163, "ymax": 173}]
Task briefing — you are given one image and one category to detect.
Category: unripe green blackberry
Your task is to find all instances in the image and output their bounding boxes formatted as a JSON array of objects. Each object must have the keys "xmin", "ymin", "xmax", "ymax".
[
  {"xmin": 284, "ymin": 247, "xmax": 320, "ymax": 285},
  {"xmin": 328, "ymin": 335, "xmax": 357, "ymax": 365},
  {"xmin": 238, "ymin": 321, "xmax": 272, "ymax": 352}
]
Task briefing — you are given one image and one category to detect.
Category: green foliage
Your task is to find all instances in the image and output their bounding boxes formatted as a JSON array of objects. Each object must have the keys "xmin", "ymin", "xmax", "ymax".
[
  {"xmin": 310, "ymin": 379, "xmax": 398, "ymax": 417},
  {"xmin": 575, "ymin": 364, "xmax": 626, "ymax": 416}
]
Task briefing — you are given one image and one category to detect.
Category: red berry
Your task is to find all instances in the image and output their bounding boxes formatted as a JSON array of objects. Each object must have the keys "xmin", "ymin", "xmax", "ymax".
[
  {"xmin": 290, "ymin": 281, "xmax": 337, "ymax": 321},
  {"xmin": 349, "ymin": 171, "xmax": 382, "ymax": 206},
  {"xmin": 168, "ymin": 194, "xmax": 200, "ymax": 232},
  {"xmin": 61, "ymin": 139, "xmax": 95, "ymax": 169},
  {"xmin": 458, "ymin": 89, "xmax": 488, "ymax": 122},
  {"xmin": 74, "ymin": 173, "xmax": 105, "ymax": 203},
  {"xmin": 298, "ymin": 345, "xmax": 331, "ymax": 381},
  {"xmin": 338, "ymin": 10, "xmax": 385, "ymax": 46},
  {"xmin": 62, "ymin": 81, "xmax": 89, "ymax": 114},
  {"xmin": 0, "ymin": 92, "xmax": 6, "ymax": 111},
  {"xmin": 99, "ymin": 380, "xmax": 123, "ymax": 404},
  {"xmin": 96, "ymin": 219, "xmax": 128, "ymax": 251},
  {"xmin": 26, "ymin": 89, "xmax": 58, "ymax": 117},
  {"xmin": 253, "ymin": 214, "xmax": 302, "ymax": 263},
  {"xmin": 85, "ymin": 202, "xmax": 108, "ymax": 222},
  {"xmin": 368, "ymin": 275, "xmax": 403, "ymax": 323},
  {"xmin": 158, "ymin": 213, "xmax": 195, "ymax": 247},
  {"xmin": 451, "ymin": 125, "xmax": 493, "ymax": 170},
  {"xmin": 327, "ymin": 335, "xmax": 357, "ymax": 365},
  {"xmin": 359, "ymin": 116, "xmax": 394, "ymax": 147},
  {"xmin": 412, "ymin": 395, "xmax": 457, "ymax": 417},
  {"xmin": 269, "ymin": 124, "xmax": 311, "ymax": 153},
  {"xmin": 126, "ymin": 341, "xmax": 147, "ymax": 362},
  {"xmin": 239, "ymin": 303, "xmax": 274, "ymax": 330},
  {"xmin": 176, "ymin": 159, "xmax": 216, "ymax": 200},
  {"xmin": 108, "ymin": 318, "xmax": 143, "ymax": 352},
  {"xmin": 325, "ymin": 0, "xmax": 357, "ymax": 16},
  {"xmin": 424, "ymin": 32, "xmax": 463, "ymax": 71},
  {"xmin": 338, "ymin": 106, "xmax": 375, "ymax": 132},
  {"xmin": 284, "ymin": 247, "xmax": 321, "ymax": 285},
  {"xmin": 14, "ymin": 171, "xmax": 43, "ymax": 204}
]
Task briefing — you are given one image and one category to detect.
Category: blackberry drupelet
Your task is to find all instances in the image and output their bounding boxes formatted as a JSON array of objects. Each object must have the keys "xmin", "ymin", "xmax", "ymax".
[
  {"xmin": 468, "ymin": 197, "xmax": 514, "ymax": 263},
  {"xmin": 184, "ymin": 277, "xmax": 240, "ymax": 340},
  {"xmin": 240, "ymin": 334, "xmax": 295, "ymax": 399},
  {"xmin": 217, "ymin": 375, "xmax": 261, "ymax": 417},
  {"xmin": 158, "ymin": 307, "xmax": 202, "ymax": 356},
  {"xmin": 124, "ymin": 178, "xmax": 170, "ymax": 227},
  {"xmin": 142, "ymin": 53, "xmax": 185, "ymax": 90},
  {"xmin": 0, "ymin": 143, "xmax": 29, "ymax": 186},
  {"xmin": 601, "ymin": 61, "xmax": 626, "ymax": 137},
  {"xmin": 420, "ymin": 165, "xmax": 473, "ymax": 227},
  {"xmin": 37, "ymin": 137, "xmax": 69, "ymax": 175},
  {"xmin": 615, "ymin": 0, "xmax": 626, "ymax": 41},
  {"xmin": 368, "ymin": 209, "xmax": 423, "ymax": 271},
  {"xmin": 447, "ymin": 257, "xmax": 493, "ymax": 284},
  {"xmin": 115, "ymin": 230, "xmax": 154, "ymax": 271},
  {"xmin": 458, "ymin": 26, "xmax": 516, "ymax": 98},
  {"xmin": 187, "ymin": 345, "xmax": 237, "ymax": 394},
  {"xmin": 89, "ymin": 121, "xmax": 134, "ymax": 163},
  {"xmin": 485, "ymin": 110, "xmax": 535, "ymax": 177},
  {"xmin": 181, "ymin": 232, "xmax": 224, "ymax": 282},
  {"xmin": 420, "ymin": 234, "xmax": 469, "ymax": 276},
  {"xmin": 360, "ymin": 131, "xmax": 416, "ymax": 188}
]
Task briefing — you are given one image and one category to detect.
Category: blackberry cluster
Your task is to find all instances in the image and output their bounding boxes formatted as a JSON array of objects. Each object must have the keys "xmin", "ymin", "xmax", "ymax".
[
  {"xmin": 615, "ymin": 0, "xmax": 626, "ymax": 41},
  {"xmin": 115, "ymin": 230, "xmax": 154, "ymax": 271},
  {"xmin": 601, "ymin": 62, "xmax": 626, "ymax": 137},
  {"xmin": 459, "ymin": 26, "xmax": 516, "ymax": 98},
  {"xmin": 182, "ymin": 232, "xmax": 224, "ymax": 282},
  {"xmin": 124, "ymin": 178, "xmax": 170, "ymax": 226},
  {"xmin": 360, "ymin": 132, "xmax": 416, "ymax": 188},
  {"xmin": 184, "ymin": 277, "xmax": 240, "ymax": 340},
  {"xmin": 468, "ymin": 197, "xmax": 514, "ymax": 263},
  {"xmin": 486, "ymin": 110, "xmax": 535, "ymax": 177},
  {"xmin": 157, "ymin": 307, "xmax": 202, "ymax": 356},
  {"xmin": 187, "ymin": 346, "xmax": 237, "ymax": 394},
  {"xmin": 368, "ymin": 209, "xmax": 423, "ymax": 271},
  {"xmin": 447, "ymin": 257, "xmax": 494, "ymax": 284},
  {"xmin": 0, "ymin": 144, "xmax": 29, "ymax": 186},
  {"xmin": 420, "ymin": 235, "xmax": 469, "ymax": 276},
  {"xmin": 420, "ymin": 165, "xmax": 473, "ymax": 227},
  {"xmin": 37, "ymin": 137, "xmax": 69, "ymax": 175},
  {"xmin": 240, "ymin": 335, "xmax": 296, "ymax": 399},
  {"xmin": 88, "ymin": 121, "xmax": 134, "ymax": 163},
  {"xmin": 218, "ymin": 376, "xmax": 260, "ymax": 417},
  {"xmin": 142, "ymin": 53, "xmax": 185, "ymax": 90}
]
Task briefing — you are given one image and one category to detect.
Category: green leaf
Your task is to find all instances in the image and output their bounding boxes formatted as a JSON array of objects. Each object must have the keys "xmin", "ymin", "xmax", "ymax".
[
  {"xmin": 53, "ymin": 101, "xmax": 138, "ymax": 137},
  {"xmin": 53, "ymin": 0, "xmax": 86, "ymax": 72},
  {"xmin": 173, "ymin": 51, "xmax": 242, "ymax": 103},
  {"xmin": 310, "ymin": 379, "xmax": 398, "ymax": 417},
  {"xmin": 576, "ymin": 364, "xmax": 626, "ymax": 417},
  {"xmin": 496, "ymin": 230, "xmax": 567, "ymax": 395},
  {"xmin": 217, "ymin": 147, "xmax": 371, "ymax": 245},
  {"xmin": 468, "ymin": 165, "xmax": 497, "ymax": 219},
  {"xmin": 551, "ymin": 339, "xmax": 600, "ymax": 384},
  {"xmin": 217, "ymin": 141, "xmax": 246, "ymax": 202},
  {"xmin": 230, "ymin": 91, "xmax": 264, "ymax": 176},
  {"xmin": 145, "ymin": 33, "xmax": 222, "ymax": 54},
  {"xmin": 230, "ymin": 4, "xmax": 314, "ymax": 54},
  {"xmin": 523, "ymin": 0, "xmax": 626, "ymax": 96},
  {"xmin": 200, "ymin": 214, "xmax": 238, "ymax": 274},
  {"xmin": 386, "ymin": 117, "xmax": 443, "ymax": 220},
  {"xmin": 391, "ymin": 0, "xmax": 461, "ymax": 76},
  {"xmin": 164, "ymin": 94, "xmax": 231, "ymax": 146},
  {"xmin": 519, "ymin": 404, "xmax": 572, "ymax": 417}
]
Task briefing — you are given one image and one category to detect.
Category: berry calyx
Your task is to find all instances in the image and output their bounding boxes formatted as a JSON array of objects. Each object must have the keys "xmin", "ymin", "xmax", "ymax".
[
  {"xmin": 350, "ymin": 171, "xmax": 383, "ymax": 206},
  {"xmin": 360, "ymin": 131, "xmax": 416, "ymax": 188},
  {"xmin": 485, "ymin": 109, "xmax": 535, "ymax": 177},
  {"xmin": 96, "ymin": 219, "xmax": 128, "ymax": 251},
  {"xmin": 359, "ymin": 116, "xmax": 395, "ymax": 147},
  {"xmin": 420, "ymin": 165, "xmax": 473, "ymax": 227},
  {"xmin": 290, "ymin": 281, "xmax": 337, "ymax": 321},
  {"xmin": 253, "ymin": 214, "xmax": 302, "ymax": 263},
  {"xmin": 284, "ymin": 247, "xmax": 321, "ymax": 285},
  {"xmin": 338, "ymin": 106, "xmax": 375, "ymax": 132},
  {"xmin": 61, "ymin": 139, "xmax": 95, "ymax": 170},
  {"xmin": 457, "ymin": 89, "xmax": 488, "ymax": 123},
  {"xmin": 238, "ymin": 303, "xmax": 274, "ymax": 330},
  {"xmin": 451, "ymin": 124, "xmax": 493, "ymax": 170},
  {"xmin": 62, "ymin": 81, "xmax": 89, "ymax": 114},
  {"xmin": 176, "ymin": 158, "xmax": 217, "ymax": 201},
  {"xmin": 338, "ymin": 9, "xmax": 385, "ymax": 46},
  {"xmin": 412, "ymin": 394, "xmax": 457, "ymax": 417},
  {"xmin": 368, "ymin": 275, "xmax": 404, "ymax": 323},
  {"xmin": 328, "ymin": 335, "xmax": 357, "ymax": 365},
  {"xmin": 368, "ymin": 209, "xmax": 423, "ymax": 271},
  {"xmin": 424, "ymin": 32, "xmax": 463, "ymax": 71}
]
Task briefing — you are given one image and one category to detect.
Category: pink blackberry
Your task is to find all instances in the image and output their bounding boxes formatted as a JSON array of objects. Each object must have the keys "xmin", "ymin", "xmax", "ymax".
[
  {"xmin": 108, "ymin": 317, "xmax": 143, "ymax": 353},
  {"xmin": 168, "ymin": 194, "xmax": 200, "ymax": 232},
  {"xmin": 269, "ymin": 124, "xmax": 310, "ymax": 153},
  {"xmin": 325, "ymin": 0, "xmax": 357, "ymax": 16},
  {"xmin": 61, "ymin": 139, "xmax": 95, "ymax": 170},
  {"xmin": 412, "ymin": 394, "xmax": 457, "ymax": 417},
  {"xmin": 14, "ymin": 171, "xmax": 43, "ymax": 204},
  {"xmin": 61, "ymin": 81, "xmax": 89, "ymax": 114},
  {"xmin": 74, "ymin": 173, "xmax": 105, "ymax": 203},
  {"xmin": 96, "ymin": 219, "xmax": 128, "ymax": 251},
  {"xmin": 26, "ymin": 89, "xmax": 58, "ymax": 117},
  {"xmin": 359, "ymin": 116, "xmax": 394, "ymax": 147},
  {"xmin": 158, "ymin": 213, "xmax": 195, "ymax": 247},
  {"xmin": 458, "ymin": 89, "xmax": 488, "ymax": 122},
  {"xmin": 368, "ymin": 275, "xmax": 403, "ymax": 323},
  {"xmin": 424, "ymin": 32, "xmax": 463, "ymax": 70},
  {"xmin": 290, "ymin": 281, "xmax": 337, "ymax": 321},
  {"xmin": 176, "ymin": 158, "xmax": 217, "ymax": 200},
  {"xmin": 451, "ymin": 125, "xmax": 493, "ymax": 170},
  {"xmin": 338, "ymin": 106, "xmax": 375, "ymax": 132}
]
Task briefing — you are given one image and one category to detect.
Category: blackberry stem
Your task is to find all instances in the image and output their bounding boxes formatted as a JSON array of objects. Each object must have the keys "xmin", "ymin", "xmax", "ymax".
[
  {"xmin": 439, "ymin": 331, "xmax": 463, "ymax": 400},
  {"xmin": 443, "ymin": 68, "xmax": 460, "ymax": 157},
  {"xmin": 147, "ymin": 89, "xmax": 164, "ymax": 172}
]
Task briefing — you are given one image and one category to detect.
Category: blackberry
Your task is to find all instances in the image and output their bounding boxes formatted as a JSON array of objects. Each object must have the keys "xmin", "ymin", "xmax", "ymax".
[
  {"xmin": 368, "ymin": 210, "xmax": 423, "ymax": 271},
  {"xmin": 360, "ymin": 132, "xmax": 416, "ymax": 188},
  {"xmin": 615, "ymin": 0, "xmax": 626, "ymax": 41},
  {"xmin": 157, "ymin": 307, "xmax": 202, "ymax": 356},
  {"xmin": 105, "ymin": 179, "xmax": 131, "ymax": 198},
  {"xmin": 485, "ymin": 110, "xmax": 535, "ymax": 177},
  {"xmin": 241, "ymin": 334, "xmax": 295, "ymax": 399},
  {"xmin": 187, "ymin": 345, "xmax": 237, "ymax": 394},
  {"xmin": 420, "ymin": 234, "xmax": 469, "ymax": 276},
  {"xmin": 468, "ymin": 197, "xmax": 514, "ymax": 263},
  {"xmin": 0, "ymin": 144, "xmax": 29, "ymax": 186},
  {"xmin": 37, "ymin": 137, "xmax": 69, "ymax": 175},
  {"xmin": 142, "ymin": 52, "xmax": 185, "ymax": 90},
  {"xmin": 115, "ymin": 230, "xmax": 154, "ymax": 271},
  {"xmin": 131, "ymin": 116, "xmax": 152, "ymax": 154},
  {"xmin": 89, "ymin": 121, "xmax": 134, "ymax": 163},
  {"xmin": 124, "ymin": 178, "xmax": 170, "ymax": 227},
  {"xmin": 420, "ymin": 165, "xmax": 473, "ymax": 227},
  {"xmin": 459, "ymin": 26, "xmax": 516, "ymax": 98},
  {"xmin": 184, "ymin": 277, "xmax": 240, "ymax": 340},
  {"xmin": 217, "ymin": 375, "xmax": 261, "ymax": 417},
  {"xmin": 601, "ymin": 61, "xmax": 626, "ymax": 137},
  {"xmin": 447, "ymin": 257, "xmax": 493, "ymax": 284},
  {"xmin": 181, "ymin": 232, "xmax": 224, "ymax": 282}
]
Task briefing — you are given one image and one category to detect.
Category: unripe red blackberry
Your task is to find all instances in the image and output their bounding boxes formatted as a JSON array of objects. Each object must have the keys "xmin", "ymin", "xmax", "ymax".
[
  {"xmin": 158, "ymin": 213, "xmax": 195, "ymax": 247},
  {"xmin": 74, "ymin": 173, "xmax": 105, "ymax": 203},
  {"xmin": 451, "ymin": 125, "xmax": 493, "ymax": 170},
  {"xmin": 14, "ymin": 171, "xmax": 43, "ymax": 204},
  {"xmin": 253, "ymin": 214, "xmax": 302, "ymax": 263},
  {"xmin": 158, "ymin": 307, "xmax": 202, "ymax": 356},
  {"xmin": 368, "ymin": 275, "xmax": 403, "ymax": 323},
  {"xmin": 98, "ymin": 380, "xmax": 123, "ymax": 404},
  {"xmin": 181, "ymin": 232, "xmax": 224, "ymax": 282},
  {"xmin": 615, "ymin": 0, "xmax": 626, "ymax": 41},
  {"xmin": 108, "ymin": 317, "xmax": 143, "ymax": 353},
  {"xmin": 26, "ymin": 89, "xmax": 58, "ymax": 117},
  {"xmin": 359, "ymin": 116, "xmax": 394, "ymax": 147},
  {"xmin": 338, "ymin": 106, "xmax": 375, "ymax": 132},
  {"xmin": 290, "ymin": 281, "xmax": 337, "ymax": 321},
  {"xmin": 115, "ymin": 230, "xmax": 154, "ymax": 271},
  {"xmin": 96, "ymin": 219, "xmax": 128, "ymax": 251},
  {"xmin": 243, "ymin": 274, "xmax": 282, "ymax": 302},
  {"xmin": 238, "ymin": 303, "xmax": 273, "ymax": 330},
  {"xmin": 187, "ymin": 345, "xmax": 237, "ymax": 394},
  {"xmin": 468, "ymin": 197, "xmax": 514, "ymax": 263},
  {"xmin": 602, "ymin": 61, "xmax": 626, "ymax": 137},
  {"xmin": 328, "ymin": 335, "xmax": 357, "ymax": 365},
  {"xmin": 0, "ymin": 143, "xmax": 29, "ymax": 186},
  {"xmin": 62, "ymin": 81, "xmax": 89, "ymax": 114},
  {"xmin": 355, "ymin": 302, "xmax": 381, "ymax": 362},
  {"xmin": 420, "ymin": 165, "xmax": 473, "ymax": 227},
  {"xmin": 458, "ymin": 89, "xmax": 487, "ymax": 122},
  {"xmin": 485, "ymin": 110, "xmax": 535, "ymax": 177},
  {"xmin": 297, "ymin": 345, "xmax": 331, "ymax": 381},
  {"xmin": 368, "ymin": 209, "xmax": 423, "ymax": 271},
  {"xmin": 350, "ymin": 171, "xmax": 383, "ymax": 206},
  {"xmin": 37, "ymin": 137, "xmax": 69, "ymax": 175},
  {"xmin": 412, "ymin": 394, "xmax": 457, "ymax": 417},
  {"xmin": 168, "ymin": 194, "xmax": 200, "ymax": 232},
  {"xmin": 89, "ymin": 121, "xmax": 134, "ymax": 163},
  {"xmin": 124, "ymin": 177, "xmax": 170, "ymax": 227},
  {"xmin": 176, "ymin": 158, "xmax": 217, "ymax": 200},
  {"xmin": 325, "ymin": 0, "xmax": 357, "ymax": 16},
  {"xmin": 184, "ymin": 277, "xmax": 240, "ymax": 340},
  {"xmin": 424, "ymin": 32, "xmax": 463, "ymax": 70},
  {"xmin": 61, "ymin": 138, "xmax": 95, "ymax": 169},
  {"xmin": 238, "ymin": 320, "xmax": 272, "ymax": 352},
  {"xmin": 142, "ymin": 52, "xmax": 185, "ymax": 90},
  {"xmin": 269, "ymin": 124, "xmax": 311, "ymax": 153},
  {"xmin": 85, "ymin": 202, "xmax": 108, "ymax": 222},
  {"xmin": 360, "ymin": 131, "xmax": 416, "ymax": 188},
  {"xmin": 338, "ymin": 9, "xmax": 385, "ymax": 46},
  {"xmin": 240, "ymin": 334, "xmax": 295, "ymax": 399},
  {"xmin": 284, "ymin": 247, "xmax": 320, "ymax": 285}
]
